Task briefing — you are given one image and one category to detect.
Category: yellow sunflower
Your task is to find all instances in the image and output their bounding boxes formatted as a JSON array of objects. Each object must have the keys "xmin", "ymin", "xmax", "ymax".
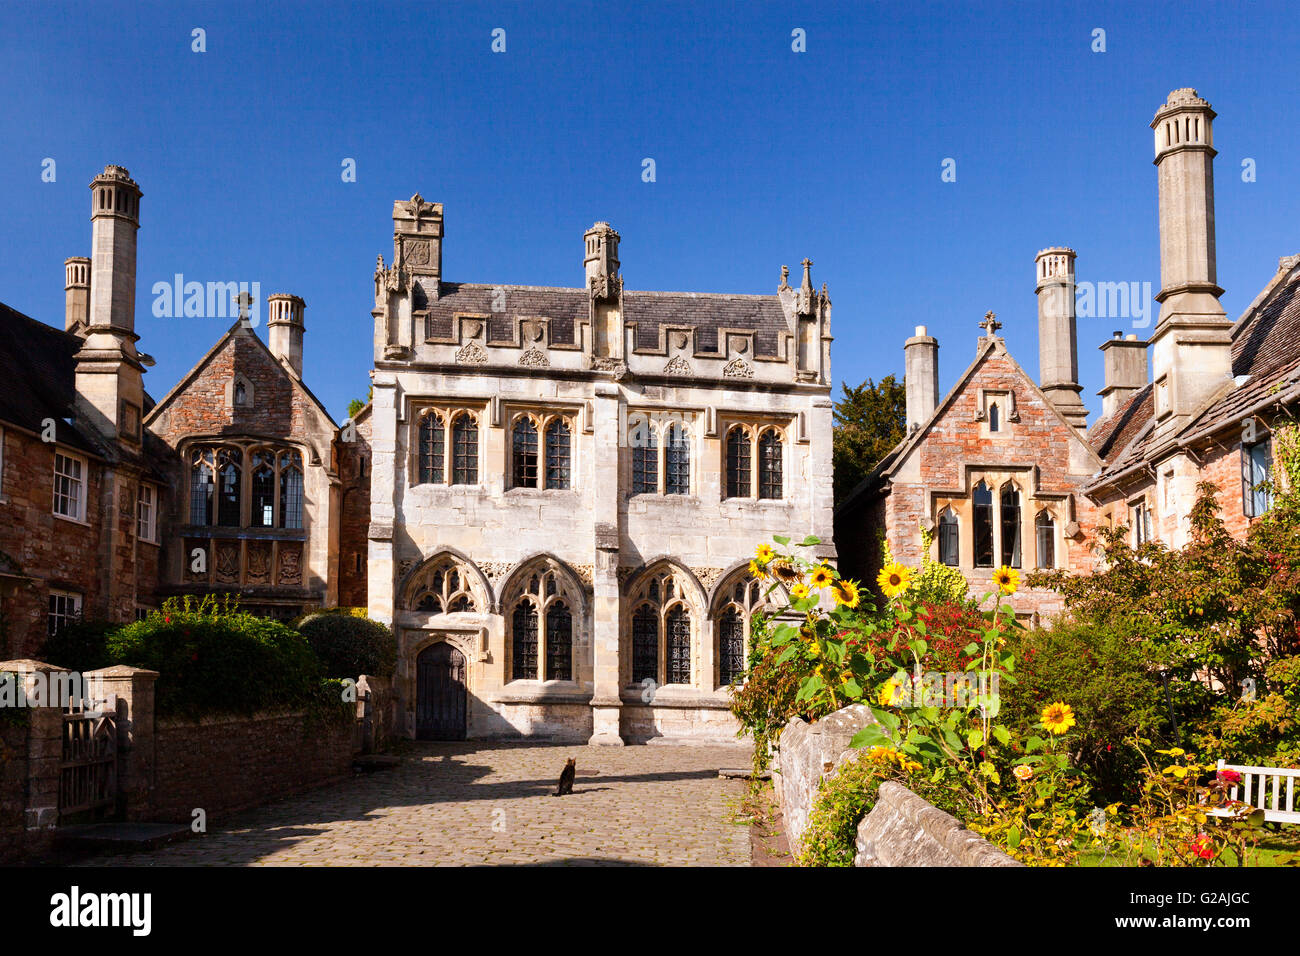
[
  {"xmin": 993, "ymin": 565, "xmax": 1020, "ymax": 594},
  {"xmin": 832, "ymin": 578, "xmax": 861, "ymax": 609},
  {"xmin": 1040, "ymin": 702, "xmax": 1076, "ymax": 735},
  {"xmin": 754, "ymin": 543, "xmax": 775, "ymax": 563},
  {"xmin": 769, "ymin": 559, "xmax": 801, "ymax": 584},
  {"xmin": 876, "ymin": 562, "xmax": 913, "ymax": 599},
  {"xmin": 790, "ymin": 583, "xmax": 810, "ymax": 600},
  {"xmin": 877, "ymin": 679, "xmax": 903, "ymax": 707},
  {"xmin": 808, "ymin": 565, "xmax": 834, "ymax": 588},
  {"xmin": 748, "ymin": 559, "xmax": 769, "ymax": 580}
]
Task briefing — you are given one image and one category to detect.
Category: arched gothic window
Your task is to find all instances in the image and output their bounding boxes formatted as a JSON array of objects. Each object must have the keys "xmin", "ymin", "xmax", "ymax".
[
  {"xmin": 631, "ymin": 419, "xmax": 658, "ymax": 494},
  {"xmin": 251, "ymin": 451, "xmax": 276, "ymax": 527},
  {"xmin": 1035, "ymin": 510, "xmax": 1056, "ymax": 569},
  {"xmin": 988, "ymin": 402, "xmax": 1000, "ymax": 432},
  {"xmin": 418, "ymin": 412, "xmax": 445, "ymax": 485},
  {"xmin": 628, "ymin": 568, "xmax": 696, "ymax": 686},
  {"xmin": 189, "ymin": 443, "xmax": 302, "ymax": 528},
  {"xmin": 507, "ymin": 567, "xmax": 575, "ymax": 681},
  {"xmin": 545, "ymin": 419, "xmax": 571, "ymax": 490},
  {"xmin": 408, "ymin": 556, "xmax": 480, "ymax": 614},
  {"xmin": 512, "ymin": 414, "xmax": 574, "ymax": 490},
  {"xmin": 714, "ymin": 574, "xmax": 768, "ymax": 687},
  {"xmin": 726, "ymin": 426, "xmax": 751, "ymax": 499},
  {"xmin": 216, "ymin": 449, "xmax": 242, "ymax": 527},
  {"xmin": 938, "ymin": 507, "xmax": 959, "ymax": 567},
  {"xmin": 758, "ymin": 428, "xmax": 783, "ymax": 499},
  {"xmin": 973, "ymin": 481, "xmax": 994, "ymax": 568},
  {"xmin": 190, "ymin": 448, "xmax": 215, "ymax": 525},
  {"xmin": 1000, "ymin": 482, "xmax": 1022, "ymax": 568},
  {"xmin": 451, "ymin": 413, "xmax": 478, "ymax": 485}
]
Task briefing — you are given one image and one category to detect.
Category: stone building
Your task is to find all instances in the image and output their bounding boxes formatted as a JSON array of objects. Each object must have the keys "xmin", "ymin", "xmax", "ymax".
[
  {"xmin": 837, "ymin": 89, "xmax": 1296, "ymax": 616},
  {"xmin": 365, "ymin": 199, "xmax": 836, "ymax": 743},
  {"xmin": 0, "ymin": 164, "xmax": 362, "ymax": 658}
]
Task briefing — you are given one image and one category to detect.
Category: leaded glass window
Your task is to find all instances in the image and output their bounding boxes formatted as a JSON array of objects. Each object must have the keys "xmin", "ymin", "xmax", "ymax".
[
  {"xmin": 665, "ymin": 606, "xmax": 691, "ymax": 685},
  {"xmin": 545, "ymin": 419, "xmax": 571, "ymax": 490},
  {"xmin": 719, "ymin": 608, "xmax": 745, "ymax": 685},
  {"xmin": 512, "ymin": 602, "xmax": 538, "ymax": 680},
  {"xmin": 726, "ymin": 427, "xmax": 750, "ymax": 499},
  {"xmin": 251, "ymin": 452, "xmax": 275, "ymax": 527},
  {"xmin": 190, "ymin": 449, "xmax": 214, "ymax": 525},
  {"xmin": 665, "ymin": 424, "xmax": 689, "ymax": 495},
  {"xmin": 974, "ymin": 481, "xmax": 993, "ymax": 568},
  {"xmin": 758, "ymin": 429, "xmax": 783, "ymax": 499},
  {"xmin": 1035, "ymin": 510, "xmax": 1055, "ymax": 569},
  {"xmin": 546, "ymin": 602, "xmax": 572, "ymax": 681},
  {"xmin": 279, "ymin": 451, "xmax": 303, "ymax": 529},
  {"xmin": 632, "ymin": 605, "xmax": 658, "ymax": 685},
  {"xmin": 217, "ymin": 449, "xmax": 242, "ymax": 526},
  {"xmin": 939, "ymin": 508, "xmax": 959, "ymax": 567},
  {"xmin": 1000, "ymin": 483, "xmax": 1021, "ymax": 568},
  {"xmin": 452, "ymin": 414, "xmax": 478, "ymax": 485},
  {"xmin": 1243, "ymin": 439, "xmax": 1273, "ymax": 518},
  {"xmin": 512, "ymin": 418, "xmax": 539, "ymax": 488},
  {"xmin": 632, "ymin": 424, "xmax": 658, "ymax": 494},
  {"xmin": 419, "ymin": 413, "xmax": 445, "ymax": 485}
]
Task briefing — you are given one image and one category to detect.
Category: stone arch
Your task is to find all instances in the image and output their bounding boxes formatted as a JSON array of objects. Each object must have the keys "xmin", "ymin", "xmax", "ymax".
[
  {"xmin": 622, "ymin": 556, "xmax": 707, "ymax": 613},
  {"xmin": 706, "ymin": 558, "xmax": 788, "ymax": 612},
  {"xmin": 400, "ymin": 547, "xmax": 494, "ymax": 613},
  {"xmin": 496, "ymin": 552, "xmax": 590, "ymax": 618}
]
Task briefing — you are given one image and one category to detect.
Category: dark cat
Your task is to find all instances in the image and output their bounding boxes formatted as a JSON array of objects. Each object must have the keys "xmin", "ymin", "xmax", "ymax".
[{"xmin": 552, "ymin": 757, "xmax": 576, "ymax": 796}]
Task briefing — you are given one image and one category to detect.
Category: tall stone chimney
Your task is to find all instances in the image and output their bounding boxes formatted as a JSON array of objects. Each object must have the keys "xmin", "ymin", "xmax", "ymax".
[
  {"xmin": 1035, "ymin": 247, "xmax": 1087, "ymax": 429},
  {"xmin": 585, "ymin": 222, "xmax": 623, "ymax": 360},
  {"xmin": 1149, "ymin": 89, "xmax": 1232, "ymax": 440},
  {"xmin": 267, "ymin": 294, "xmax": 306, "ymax": 377},
  {"xmin": 904, "ymin": 325, "xmax": 939, "ymax": 432},
  {"xmin": 1098, "ymin": 331, "xmax": 1149, "ymax": 419},
  {"xmin": 64, "ymin": 256, "xmax": 90, "ymax": 333},
  {"xmin": 75, "ymin": 164, "xmax": 145, "ymax": 443},
  {"xmin": 584, "ymin": 222, "xmax": 621, "ymax": 294}
]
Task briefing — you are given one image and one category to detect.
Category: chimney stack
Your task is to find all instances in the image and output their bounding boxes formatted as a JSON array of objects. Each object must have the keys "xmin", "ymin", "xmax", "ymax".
[
  {"xmin": 75, "ymin": 164, "xmax": 145, "ymax": 443},
  {"xmin": 904, "ymin": 325, "xmax": 939, "ymax": 432},
  {"xmin": 1149, "ymin": 89, "xmax": 1232, "ymax": 439},
  {"xmin": 584, "ymin": 221, "xmax": 621, "ymax": 297},
  {"xmin": 64, "ymin": 257, "xmax": 90, "ymax": 333},
  {"xmin": 1098, "ymin": 331, "xmax": 1149, "ymax": 418},
  {"xmin": 267, "ymin": 294, "xmax": 306, "ymax": 377},
  {"xmin": 1035, "ymin": 247, "xmax": 1088, "ymax": 429}
]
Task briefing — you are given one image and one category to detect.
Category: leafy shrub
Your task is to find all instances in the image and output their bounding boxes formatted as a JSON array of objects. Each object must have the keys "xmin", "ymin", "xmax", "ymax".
[
  {"xmin": 297, "ymin": 612, "xmax": 396, "ymax": 678},
  {"xmin": 1196, "ymin": 654, "xmax": 1300, "ymax": 768},
  {"xmin": 40, "ymin": 618, "xmax": 120, "ymax": 673},
  {"xmin": 107, "ymin": 595, "xmax": 321, "ymax": 718},
  {"xmin": 1003, "ymin": 617, "xmax": 1170, "ymax": 803}
]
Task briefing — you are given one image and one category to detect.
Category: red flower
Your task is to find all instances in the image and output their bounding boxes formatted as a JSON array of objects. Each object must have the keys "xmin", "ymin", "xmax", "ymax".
[
  {"xmin": 1219, "ymin": 769, "xmax": 1242, "ymax": 785},
  {"xmin": 164, "ymin": 616, "xmax": 171, "ymax": 624},
  {"xmin": 1188, "ymin": 834, "xmax": 1214, "ymax": 860}
]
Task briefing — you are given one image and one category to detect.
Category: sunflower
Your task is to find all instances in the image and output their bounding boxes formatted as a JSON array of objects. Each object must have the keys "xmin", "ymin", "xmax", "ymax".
[
  {"xmin": 1040, "ymin": 702, "xmax": 1076, "ymax": 735},
  {"xmin": 748, "ymin": 559, "xmax": 769, "ymax": 581},
  {"xmin": 754, "ymin": 543, "xmax": 775, "ymax": 563},
  {"xmin": 876, "ymin": 562, "xmax": 913, "ymax": 599},
  {"xmin": 877, "ymin": 679, "xmax": 903, "ymax": 707},
  {"xmin": 808, "ymin": 565, "xmax": 834, "ymax": 589},
  {"xmin": 790, "ymin": 583, "xmax": 810, "ymax": 600},
  {"xmin": 993, "ymin": 565, "xmax": 1020, "ymax": 594},
  {"xmin": 831, "ymin": 578, "xmax": 861, "ymax": 609}
]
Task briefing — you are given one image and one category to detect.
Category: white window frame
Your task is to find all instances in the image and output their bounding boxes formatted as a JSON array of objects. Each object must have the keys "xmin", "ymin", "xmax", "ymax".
[
  {"xmin": 48, "ymin": 589, "xmax": 82, "ymax": 636},
  {"xmin": 53, "ymin": 450, "xmax": 88, "ymax": 522},
  {"xmin": 138, "ymin": 483, "xmax": 159, "ymax": 544}
]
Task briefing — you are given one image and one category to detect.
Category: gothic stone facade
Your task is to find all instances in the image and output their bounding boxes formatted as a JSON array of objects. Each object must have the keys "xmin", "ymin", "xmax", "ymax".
[{"xmin": 366, "ymin": 201, "xmax": 835, "ymax": 744}]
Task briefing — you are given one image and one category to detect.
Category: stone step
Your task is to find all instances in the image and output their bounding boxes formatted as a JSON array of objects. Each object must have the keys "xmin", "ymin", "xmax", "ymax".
[{"xmin": 53, "ymin": 822, "xmax": 193, "ymax": 853}]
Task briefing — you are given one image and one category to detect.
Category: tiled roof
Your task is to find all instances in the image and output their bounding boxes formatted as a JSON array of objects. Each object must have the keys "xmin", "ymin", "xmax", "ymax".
[
  {"xmin": 1089, "ymin": 261, "xmax": 1300, "ymax": 483},
  {"xmin": 0, "ymin": 301, "xmax": 102, "ymax": 455},
  {"xmin": 416, "ymin": 281, "xmax": 791, "ymax": 358}
]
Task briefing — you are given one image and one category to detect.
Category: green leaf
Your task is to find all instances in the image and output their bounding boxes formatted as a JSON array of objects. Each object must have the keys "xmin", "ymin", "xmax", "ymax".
[
  {"xmin": 775, "ymin": 644, "xmax": 800, "ymax": 665},
  {"xmin": 796, "ymin": 674, "xmax": 824, "ymax": 702},
  {"xmin": 773, "ymin": 534, "xmax": 791, "ymax": 546},
  {"xmin": 850, "ymin": 725, "xmax": 892, "ymax": 749},
  {"xmin": 966, "ymin": 729, "xmax": 985, "ymax": 749},
  {"xmin": 842, "ymin": 678, "xmax": 863, "ymax": 699},
  {"xmin": 991, "ymin": 725, "xmax": 1011, "ymax": 746},
  {"xmin": 798, "ymin": 535, "xmax": 821, "ymax": 547},
  {"xmin": 963, "ymin": 643, "xmax": 981, "ymax": 656},
  {"xmin": 1007, "ymin": 827, "xmax": 1022, "ymax": 849}
]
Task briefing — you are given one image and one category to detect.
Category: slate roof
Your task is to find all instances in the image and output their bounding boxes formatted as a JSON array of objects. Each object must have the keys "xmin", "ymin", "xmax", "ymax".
[
  {"xmin": 0, "ymin": 301, "xmax": 102, "ymax": 456},
  {"xmin": 416, "ymin": 281, "xmax": 791, "ymax": 357},
  {"xmin": 1088, "ymin": 259, "xmax": 1300, "ymax": 485}
]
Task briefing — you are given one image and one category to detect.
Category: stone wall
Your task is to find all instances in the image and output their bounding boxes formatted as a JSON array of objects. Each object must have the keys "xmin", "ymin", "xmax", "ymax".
[
  {"xmin": 0, "ymin": 718, "xmax": 35, "ymax": 863},
  {"xmin": 150, "ymin": 709, "xmax": 355, "ymax": 823},
  {"xmin": 772, "ymin": 704, "xmax": 875, "ymax": 857},
  {"xmin": 855, "ymin": 781, "xmax": 1021, "ymax": 867}
]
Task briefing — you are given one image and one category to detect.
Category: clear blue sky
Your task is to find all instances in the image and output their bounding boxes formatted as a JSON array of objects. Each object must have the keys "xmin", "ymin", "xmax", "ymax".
[{"xmin": 2, "ymin": 1, "xmax": 1296, "ymax": 424}]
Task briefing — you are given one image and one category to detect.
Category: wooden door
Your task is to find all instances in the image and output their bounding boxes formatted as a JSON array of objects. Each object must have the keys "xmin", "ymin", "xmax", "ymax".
[{"xmin": 416, "ymin": 642, "xmax": 467, "ymax": 740}]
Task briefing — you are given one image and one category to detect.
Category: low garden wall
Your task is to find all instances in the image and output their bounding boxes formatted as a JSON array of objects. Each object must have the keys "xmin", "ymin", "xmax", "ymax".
[
  {"xmin": 151, "ymin": 709, "xmax": 356, "ymax": 823},
  {"xmin": 856, "ymin": 781, "xmax": 1022, "ymax": 867},
  {"xmin": 774, "ymin": 703, "xmax": 1019, "ymax": 867}
]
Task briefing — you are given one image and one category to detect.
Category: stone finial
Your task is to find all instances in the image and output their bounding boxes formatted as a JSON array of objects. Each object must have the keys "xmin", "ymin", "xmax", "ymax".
[
  {"xmin": 979, "ymin": 311, "xmax": 1002, "ymax": 337},
  {"xmin": 1279, "ymin": 254, "xmax": 1300, "ymax": 273},
  {"xmin": 236, "ymin": 291, "xmax": 255, "ymax": 322},
  {"xmin": 779, "ymin": 264, "xmax": 790, "ymax": 290}
]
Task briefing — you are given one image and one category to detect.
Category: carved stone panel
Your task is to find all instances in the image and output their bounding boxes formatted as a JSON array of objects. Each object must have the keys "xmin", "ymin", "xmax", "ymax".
[
  {"xmin": 246, "ymin": 543, "xmax": 272, "ymax": 585},
  {"xmin": 518, "ymin": 347, "xmax": 549, "ymax": 368},
  {"xmin": 278, "ymin": 544, "xmax": 303, "ymax": 586},
  {"xmin": 456, "ymin": 341, "xmax": 489, "ymax": 365},
  {"xmin": 215, "ymin": 542, "xmax": 240, "ymax": 585},
  {"xmin": 722, "ymin": 358, "xmax": 754, "ymax": 379}
]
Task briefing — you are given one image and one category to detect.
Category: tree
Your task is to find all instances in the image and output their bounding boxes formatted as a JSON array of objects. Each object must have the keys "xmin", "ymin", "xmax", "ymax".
[
  {"xmin": 832, "ymin": 375, "xmax": 906, "ymax": 505},
  {"xmin": 346, "ymin": 385, "xmax": 374, "ymax": 420}
]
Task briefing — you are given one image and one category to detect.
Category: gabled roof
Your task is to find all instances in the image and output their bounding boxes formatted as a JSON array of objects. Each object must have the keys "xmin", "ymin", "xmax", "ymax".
[
  {"xmin": 144, "ymin": 318, "xmax": 339, "ymax": 431},
  {"xmin": 836, "ymin": 334, "xmax": 1101, "ymax": 514},
  {"xmin": 417, "ymin": 280, "xmax": 793, "ymax": 358},
  {"xmin": 1088, "ymin": 255, "xmax": 1300, "ymax": 488}
]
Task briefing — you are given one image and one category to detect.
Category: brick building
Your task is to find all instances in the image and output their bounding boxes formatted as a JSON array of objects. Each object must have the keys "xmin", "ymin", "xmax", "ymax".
[
  {"xmin": 837, "ymin": 89, "xmax": 1296, "ymax": 615},
  {"xmin": 0, "ymin": 164, "xmax": 364, "ymax": 658},
  {"xmin": 366, "ymin": 199, "xmax": 836, "ymax": 743}
]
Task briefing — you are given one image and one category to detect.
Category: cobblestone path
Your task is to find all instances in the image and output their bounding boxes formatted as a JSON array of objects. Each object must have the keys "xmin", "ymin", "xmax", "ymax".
[{"xmin": 80, "ymin": 742, "xmax": 754, "ymax": 866}]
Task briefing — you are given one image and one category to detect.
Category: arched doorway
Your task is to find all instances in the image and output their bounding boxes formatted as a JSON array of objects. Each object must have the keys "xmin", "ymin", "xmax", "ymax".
[{"xmin": 416, "ymin": 642, "xmax": 467, "ymax": 740}]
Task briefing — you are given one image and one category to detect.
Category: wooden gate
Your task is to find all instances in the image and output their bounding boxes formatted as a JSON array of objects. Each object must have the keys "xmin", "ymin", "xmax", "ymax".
[
  {"xmin": 60, "ymin": 699, "xmax": 117, "ymax": 818},
  {"xmin": 416, "ymin": 642, "xmax": 467, "ymax": 740}
]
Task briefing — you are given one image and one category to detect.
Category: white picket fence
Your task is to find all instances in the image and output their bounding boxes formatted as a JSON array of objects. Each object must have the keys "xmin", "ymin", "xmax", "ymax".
[{"xmin": 1209, "ymin": 760, "xmax": 1300, "ymax": 824}]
